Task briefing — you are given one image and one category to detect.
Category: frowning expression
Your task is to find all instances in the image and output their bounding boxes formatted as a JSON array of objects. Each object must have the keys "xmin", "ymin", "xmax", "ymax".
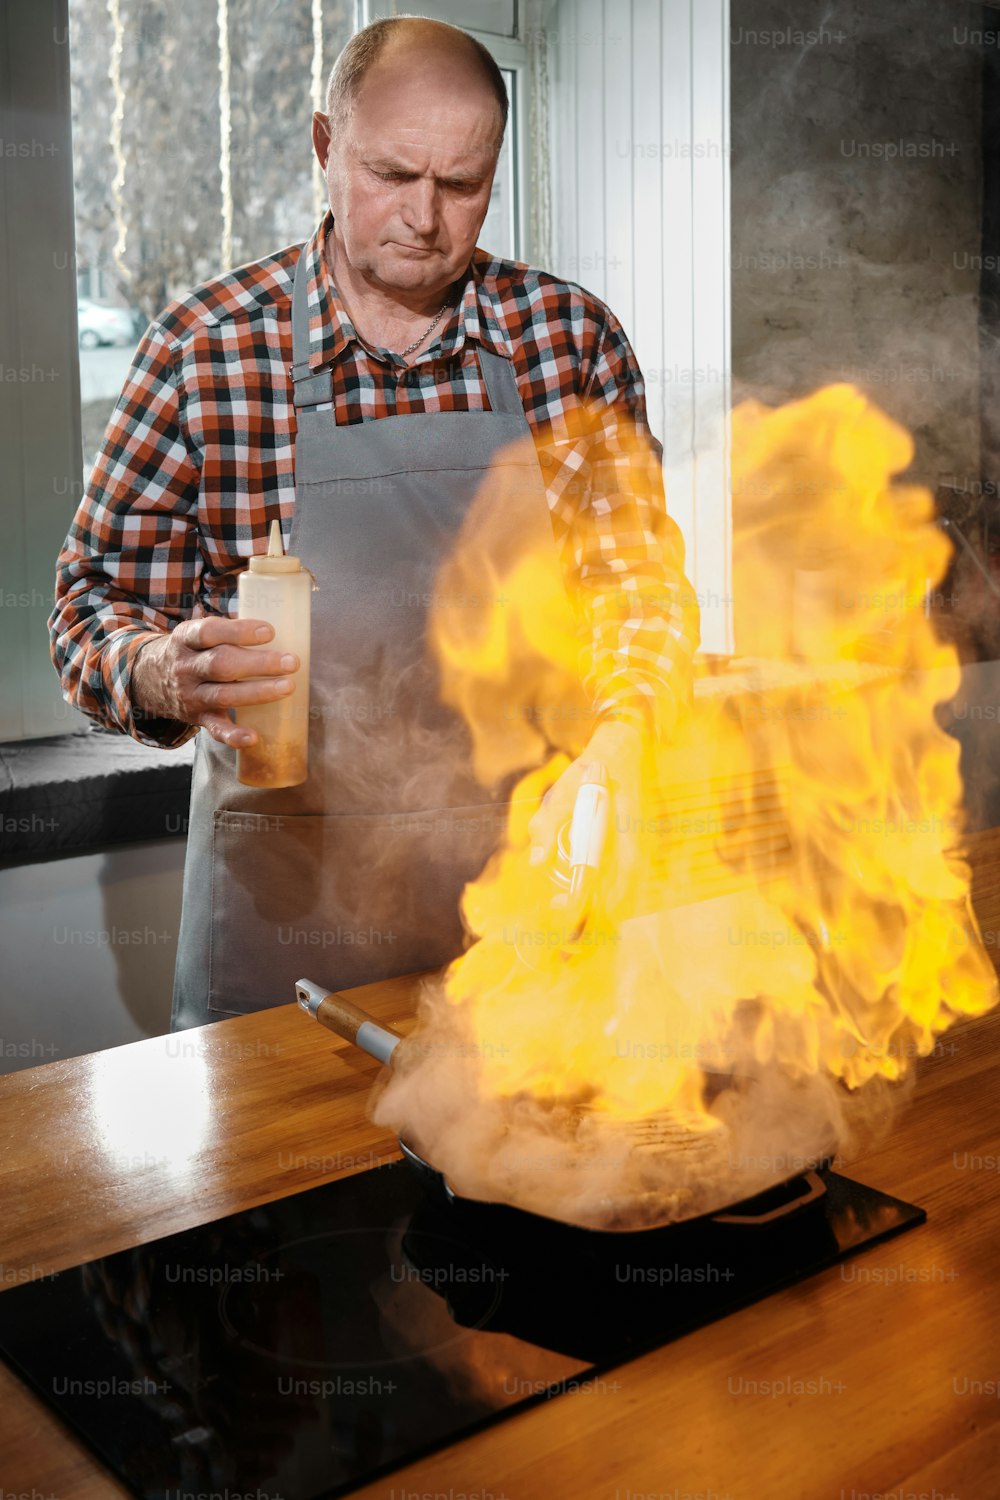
[{"xmin": 313, "ymin": 49, "xmax": 503, "ymax": 299}]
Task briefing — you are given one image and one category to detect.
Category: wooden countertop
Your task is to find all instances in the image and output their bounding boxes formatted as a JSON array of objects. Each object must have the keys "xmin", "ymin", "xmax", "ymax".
[{"xmin": 2, "ymin": 835, "xmax": 1000, "ymax": 1499}]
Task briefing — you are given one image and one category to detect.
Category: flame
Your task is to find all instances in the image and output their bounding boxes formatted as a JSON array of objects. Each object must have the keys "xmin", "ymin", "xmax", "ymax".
[{"xmin": 372, "ymin": 385, "xmax": 998, "ymax": 1227}]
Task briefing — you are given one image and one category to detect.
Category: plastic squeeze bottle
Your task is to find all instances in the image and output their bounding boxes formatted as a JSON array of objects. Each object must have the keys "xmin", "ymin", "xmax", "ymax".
[{"xmin": 236, "ymin": 520, "xmax": 311, "ymax": 788}]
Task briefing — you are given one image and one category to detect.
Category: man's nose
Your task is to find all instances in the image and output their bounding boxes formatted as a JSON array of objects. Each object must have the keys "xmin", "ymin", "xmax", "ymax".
[{"xmin": 399, "ymin": 177, "xmax": 437, "ymax": 236}]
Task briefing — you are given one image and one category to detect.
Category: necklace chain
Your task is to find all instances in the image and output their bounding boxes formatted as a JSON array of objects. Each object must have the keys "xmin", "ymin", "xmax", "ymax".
[
  {"xmin": 325, "ymin": 225, "xmax": 450, "ymax": 362},
  {"xmin": 397, "ymin": 299, "xmax": 449, "ymax": 359}
]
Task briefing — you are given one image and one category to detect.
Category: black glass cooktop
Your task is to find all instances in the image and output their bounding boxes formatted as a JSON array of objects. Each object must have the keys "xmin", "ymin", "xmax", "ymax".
[{"xmin": 0, "ymin": 1160, "xmax": 923, "ymax": 1499}]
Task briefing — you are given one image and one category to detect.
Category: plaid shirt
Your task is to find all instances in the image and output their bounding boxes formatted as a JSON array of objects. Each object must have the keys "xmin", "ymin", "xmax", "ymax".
[{"xmin": 50, "ymin": 211, "xmax": 699, "ymax": 748}]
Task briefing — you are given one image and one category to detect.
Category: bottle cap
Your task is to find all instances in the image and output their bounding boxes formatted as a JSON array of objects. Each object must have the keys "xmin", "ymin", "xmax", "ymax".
[
  {"xmin": 248, "ymin": 519, "xmax": 302, "ymax": 574},
  {"xmin": 580, "ymin": 762, "xmax": 609, "ymax": 787}
]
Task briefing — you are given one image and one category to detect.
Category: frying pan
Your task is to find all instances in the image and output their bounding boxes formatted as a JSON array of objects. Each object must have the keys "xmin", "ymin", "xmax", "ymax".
[{"xmin": 295, "ymin": 977, "xmax": 829, "ymax": 1236}]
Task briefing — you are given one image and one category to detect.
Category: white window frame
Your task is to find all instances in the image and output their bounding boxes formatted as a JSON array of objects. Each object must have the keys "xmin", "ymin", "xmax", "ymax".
[
  {"xmin": 1, "ymin": 0, "xmax": 86, "ymax": 742},
  {"xmin": 547, "ymin": 0, "xmax": 732, "ymax": 655}
]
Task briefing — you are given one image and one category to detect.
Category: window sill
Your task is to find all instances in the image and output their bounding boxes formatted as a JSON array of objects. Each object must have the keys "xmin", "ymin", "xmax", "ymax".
[{"xmin": 0, "ymin": 728, "xmax": 195, "ymax": 862}]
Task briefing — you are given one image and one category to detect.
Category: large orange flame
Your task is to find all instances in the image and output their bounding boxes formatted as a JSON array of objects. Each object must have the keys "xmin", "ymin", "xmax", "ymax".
[{"xmin": 373, "ymin": 385, "xmax": 997, "ymax": 1227}]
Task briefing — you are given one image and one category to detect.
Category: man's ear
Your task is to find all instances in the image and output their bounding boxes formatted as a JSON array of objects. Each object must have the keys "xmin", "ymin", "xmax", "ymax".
[{"xmin": 311, "ymin": 111, "xmax": 332, "ymax": 172}]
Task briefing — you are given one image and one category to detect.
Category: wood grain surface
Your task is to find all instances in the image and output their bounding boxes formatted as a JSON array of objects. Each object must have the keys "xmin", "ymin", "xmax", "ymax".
[{"xmin": 1, "ymin": 839, "xmax": 999, "ymax": 1500}]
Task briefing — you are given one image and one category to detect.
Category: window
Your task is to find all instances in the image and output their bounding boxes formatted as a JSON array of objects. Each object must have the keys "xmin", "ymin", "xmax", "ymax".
[
  {"xmin": 69, "ymin": 0, "xmax": 356, "ymax": 477},
  {"xmin": 480, "ymin": 68, "xmax": 519, "ymax": 259},
  {"xmin": 69, "ymin": 1, "xmax": 524, "ymax": 478}
]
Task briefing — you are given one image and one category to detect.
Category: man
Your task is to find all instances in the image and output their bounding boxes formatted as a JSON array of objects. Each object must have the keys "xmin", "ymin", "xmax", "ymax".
[{"xmin": 50, "ymin": 17, "xmax": 698, "ymax": 1030}]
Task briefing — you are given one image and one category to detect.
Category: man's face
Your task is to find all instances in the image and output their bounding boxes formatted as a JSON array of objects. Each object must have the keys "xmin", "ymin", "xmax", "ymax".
[{"xmin": 313, "ymin": 50, "xmax": 501, "ymax": 299}]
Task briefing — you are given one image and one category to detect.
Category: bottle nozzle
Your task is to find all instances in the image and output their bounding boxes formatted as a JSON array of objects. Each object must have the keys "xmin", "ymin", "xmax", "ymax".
[{"xmin": 249, "ymin": 520, "xmax": 301, "ymax": 574}]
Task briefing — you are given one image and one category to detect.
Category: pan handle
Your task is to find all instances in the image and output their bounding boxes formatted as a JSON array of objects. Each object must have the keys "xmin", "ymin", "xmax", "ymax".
[
  {"xmin": 295, "ymin": 978, "xmax": 402, "ymax": 1066},
  {"xmin": 709, "ymin": 1169, "xmax": 826, "ymax": 1227}
]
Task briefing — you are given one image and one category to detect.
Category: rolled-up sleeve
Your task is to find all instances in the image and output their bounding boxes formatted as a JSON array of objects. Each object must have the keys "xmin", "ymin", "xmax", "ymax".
[{"xmin": 48, "ymin": 320, "xmax": 203, "ymax": 748}]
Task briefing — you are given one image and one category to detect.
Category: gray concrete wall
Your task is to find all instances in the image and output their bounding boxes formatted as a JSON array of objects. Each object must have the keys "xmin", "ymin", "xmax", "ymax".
[{"xmin": 730, "ymin": 0, "xmax": 983, "ymax": 514}]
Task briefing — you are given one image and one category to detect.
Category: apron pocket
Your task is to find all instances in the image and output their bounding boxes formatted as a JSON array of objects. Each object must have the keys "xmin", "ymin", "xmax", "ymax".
[{"xmin": 206, "ymin": 802, "xmax": 511, "ymax": 1016}]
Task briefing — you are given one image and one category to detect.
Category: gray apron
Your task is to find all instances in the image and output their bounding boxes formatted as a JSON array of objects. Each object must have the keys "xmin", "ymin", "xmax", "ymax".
[{"xmin": 171, "ymin": 244, "xmax": 553, "ymax": 1029}]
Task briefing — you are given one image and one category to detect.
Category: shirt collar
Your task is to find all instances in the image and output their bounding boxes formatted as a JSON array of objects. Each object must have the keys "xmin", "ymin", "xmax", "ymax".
[
  {"xmin": 432, "ymin": 248, "xmax": 513, "ymax": 365},
  {"xmin": 301, "ymin": 210, "xmax": 356, "ymax": 370},
  {"xmin": 300, "ymin": 211, "xmax": 513, "ymax": 372}
]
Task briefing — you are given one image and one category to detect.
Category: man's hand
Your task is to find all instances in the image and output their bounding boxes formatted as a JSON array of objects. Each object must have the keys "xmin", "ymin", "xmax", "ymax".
[
  {"xmin": 528, "ymin": 718, "xmax": 646, "ymax": 910},
  {"xmin": 131, "ymin": 617, "xmax": 299, "ymax": 749}
]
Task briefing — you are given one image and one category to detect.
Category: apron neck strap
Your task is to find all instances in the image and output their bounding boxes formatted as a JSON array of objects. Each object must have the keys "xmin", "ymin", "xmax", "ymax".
[
  {"xmin": 477, "ymin": 347, "xmax": 522, "ymax": 416},
  {"xmin": 290, "ymin": 242, "xmax": 332, "ymax": 409}
]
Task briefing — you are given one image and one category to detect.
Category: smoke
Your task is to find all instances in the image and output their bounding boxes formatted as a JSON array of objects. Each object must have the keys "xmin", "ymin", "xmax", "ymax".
[
  {"xmin": 372, "ymin": 974, "xmax": 890, "ymax": 1232},
  {"xmin": 370, "ymin": 898, "xmax": 916, "ymax": 1232},
  {"xmin": 309, "ymin": 671, "xmax": 481, "ymax": 814}
]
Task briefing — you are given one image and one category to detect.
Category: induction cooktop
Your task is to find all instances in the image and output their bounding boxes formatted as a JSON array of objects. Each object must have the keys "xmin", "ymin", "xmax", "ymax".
[{"xmin": 0, "ymin": 1159, "xmax": 924, "ymax": 1499}]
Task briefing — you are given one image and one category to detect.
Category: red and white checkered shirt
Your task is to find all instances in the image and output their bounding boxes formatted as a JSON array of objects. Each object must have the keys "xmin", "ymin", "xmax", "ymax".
[{"xmin": 49, "ymin": 211, "xmax": 699, "ymax": 747}]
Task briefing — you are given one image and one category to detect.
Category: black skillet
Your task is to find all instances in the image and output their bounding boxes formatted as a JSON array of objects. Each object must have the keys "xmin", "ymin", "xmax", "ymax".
[{"xmin": 295, "ymin": 977, "xmax": 829, "ymax": 1236}]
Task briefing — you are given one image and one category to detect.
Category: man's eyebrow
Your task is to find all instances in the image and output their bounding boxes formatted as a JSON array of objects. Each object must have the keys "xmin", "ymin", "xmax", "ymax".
[
  {"xmin": 365, "ymin": 156, "xmax": 413, "ymax": 173},
  {"xmin": 363, "ymin": 156, "xmax": 487, "ymax": 185}
]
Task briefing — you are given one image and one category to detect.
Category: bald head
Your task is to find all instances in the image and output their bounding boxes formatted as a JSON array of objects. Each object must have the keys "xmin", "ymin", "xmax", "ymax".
[
  {"xmin": 326, "ymin": 17, "xmax": 508, "ymax": 153},
  {"xmin": 314, "ymin": 16, "xmax": 505, "ymax": 307}
]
